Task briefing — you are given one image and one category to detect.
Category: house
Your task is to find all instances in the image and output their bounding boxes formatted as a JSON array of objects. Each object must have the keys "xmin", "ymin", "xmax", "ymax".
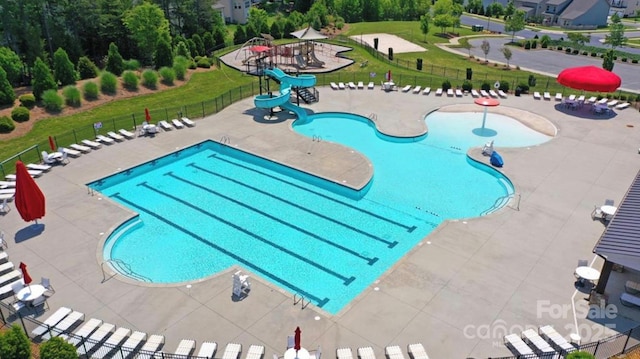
[
  {"xmin": 212, "ymin": 0, "xmax": 252, "ymax": 24},
  {"xmin": 514, "ymin": 0, "xmax": 549, "ymax": 18},
  {"xmin": 609, "ymin": 0, "xmax": 640, "ymax": 17},
  {"xmin": 557, "ymin": 0, "xmax": 610, "ymax": 28},
  {"xmin": 542, "ymin": 0, "xmax": 572, "ymax": 25}
]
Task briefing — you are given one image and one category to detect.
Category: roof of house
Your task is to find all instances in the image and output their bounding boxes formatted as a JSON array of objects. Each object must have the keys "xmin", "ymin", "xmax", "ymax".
[
  {"xmin": 593, "ymin": 169, "xmax": 640, "ymax": 272},
  {"xmin": 546, "ymin": 0, "xmax": 569, "ymax": 6},
  {"xmin": 518, "ymin": 0, "xmax": 546, "ymax": 5},
  {"xmin": 559, "ymin": 0, "xmax": 606, "ymax": 19}
]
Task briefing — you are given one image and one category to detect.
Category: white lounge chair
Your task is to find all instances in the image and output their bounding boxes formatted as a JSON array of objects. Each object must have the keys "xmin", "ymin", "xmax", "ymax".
[
  {"xmin": 357, "ymin": 347, "xmax": 376, "ymax": 359},
  {"xmin": 480, "ymin": 89, "xmax": 490, "ymax": 97},
  {"xmin": 96, "ymin": 134, "xmax": 115, "ymax": 144},
  {"xmin": 107, "ymin": 131, "xmax": 125, "ymax": 142},
  {"xmin": 555, "ymin": 93, "xmax": 563, "ymax": 101},
  {"xmin": 221, "ymin": 343, "xmax": 242, "ymax": 359},
  {"xmin": 338, "ymin": 82, "xmax": 346, "ymax": 90},
  {"xmin": 67, "ymin": 318, "xmax": 105, "ymax": 348},
  {"xmin": 543, "ymin": 92, "xmax": 551, "ymax": 100},
  {"xmin": 174, "ymin": 339, "xmax": 196, "ymax": 356},
  {"xmin": 607, "ymin": 99, "xmax": 619, "ymax": 107},
  {"xmin": 197, "ymin": 341, "xmax": 218, "ymax": 359},
  {"xmin": 521, "ymin": 329, "xmax": 556, "ymax": 355},
  {"xmin": 597, "ymin": 98, "xmax": 608, "ymax": 104},
  {"xmin": 446, "ymin": 88, "xmax": 454, "ymax": 96},
  {"xmin": 402, "ymin": 85, "xmax": 412, "ymax": 92},
  {"xmin": 112, "ymin": 331, "xmax": 147, "ymax": 359},
  {"xmin": 27, "ymin": 163, "xmax": 51, "ymax": 172},
  {"xmin": 489, "ymin": 90, "xmax": 499, "ymax": 98},
  {"xmin": 171, "ymin": 119, "xmax": 185, "ymax": 129},
  {"xmin": 31, "ymin": 307, "xmax": 73, "ymax": 337},
  {"xmin": 435, "ymin": 88, "xmax": 443, "ymax": 96},
  {"xmin": 533, "ymin": 91, "xmax": 542, "ymax": 100},
  {"xmin": 413, "ymin": 85, "xmax": 422, "ymax": 94},
  {"xmin": 41, "ymin": 151, "xmax": 58, "ymax": 165},
  {"xmin": 0, "ymin": 189, "xmax": 15, "ymax": 196},
  {"xmin": 357, "ymin": 81, "xmax": 364, "ymax": 89},
  {"xmin": 60, "ymin": 147, "xmax": 81, "ymax": 158},
  {"xmin": 367, "ymin": 82, "xmax": 374, "ymax": 89},
  {"xmin": 246, "ymin": 344, "xmax": 265, "ymax": 359},
  {"xmin": 503, "ymin": 333, "xmax": 534, "ymax": 356},
  {"xmin": 337, "ymin": 348, "xmax": 354, "ymax": 359},
  {"xmin": 407, "ymin": 344, "xmax": 429, "ymax": 359},
  {"xmin": 577, "ymin": 95, "xmax": 585, "ymax": 102},
  {"xmin": 498, "ymin": 90, "xmax": 507, "ymax": 98},
  {"xmin": 43, "ymin": 311, "xmax": 85, "ymax": 340},
  {"xmin": 140, "ymin": 334, "xmax": 165, "ymax": 353},
  {"xmin": 93, "ymin": 327, "xmax": 131, "ymax": 359},
  {"xmin": 587, "ymin": 96, "xmax": 597, "ymax": 103},
  {"xmin": 76, "ymin": 322, "xmax": 115, "ymax": 354},
  {"xmin": 330, "ymin": 82, "xmax": 339, "ymax": 90},
  {"xmin": 70, "ymin": 143, "xmax": 92, "ymax": 153},
  {"xmin": 181, "ymin": 117, "xmax": 195, "ymax": 127},
  {"xmin": 455, "ymin": 89, "xmax": 463, "ymax": 97},
  {"xmin": 348, "ymin": 82, "xmax": 357, "ymax": 89},
  {"xmin": 118, "ymin": 128, "xmax": 136, "ymax": 138},
  {"xmin": 538, "ymin": 325, "xmax": 576, "ymax": 353},
  {"xmin": 0, "ymin": 181, "xmax": 15, "ymax": 188},
  {"xmin": 422, "ymin": 87, "xmax": 431, "ymax": 95},
  {"xmin": 158, "ymin": 120, "xmax": 173, "ymax": 131},
  {"xmin": 616, "ymin": 102, "xmax": 630, "ymax": 109},
  {"xmin": 569, "ymin": 94, "xmax": 576, "ymax": 101},
  {"xmin": 471, "ymin": 89, "xmax": 480, "ymax": 97},
  {"xmin": 385, "ymin": 345, "xmax": 405, "ymax": 359}
]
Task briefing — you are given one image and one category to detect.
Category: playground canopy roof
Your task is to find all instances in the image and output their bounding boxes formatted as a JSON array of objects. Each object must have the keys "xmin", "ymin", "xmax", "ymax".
[{"xmin": 290, "ymin": 26, "xmax": 328, "ymax": 40}]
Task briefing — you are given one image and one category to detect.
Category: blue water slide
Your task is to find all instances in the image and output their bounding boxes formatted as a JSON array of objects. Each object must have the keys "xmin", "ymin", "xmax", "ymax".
[
  {"xmin": 264, "ymin": 68, "xmax": 316, "ymax": 88},
  {"xmin": 254, "ymin": 85, "xmax": 291, "ymax": 109}
]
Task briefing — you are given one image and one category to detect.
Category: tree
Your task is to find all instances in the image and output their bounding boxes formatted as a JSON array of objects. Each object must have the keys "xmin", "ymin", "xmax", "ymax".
[
  {"xmin": 105, "ymin": 43, "xmax": 125, "ymax": 76},
  {"xmin": 362, "ymin": 0, "xmax": 381, "ymax": 21},
  {"xmin": 0, "ymin": 324, "xmax": 32, "ymax": 359},
  {"xmin": 602, "ymin": 49, "xmax": 615, "ymax": 71},
  {"xmin": 234, "ymin": 26, "xmax": 247, "ymax": 45},
  {"xmin": 40, "ymin": 337, "xmax": 78, "ymax": 359},
  {"xmin": 31, "ymin": 57, "xmax": 57, "ymax": 101},
  {"xmin": 77, "ymin": 56, "xmax": 99, "ymax": 79},
  {"xmin": 192, "ymin": 34, "xmax": 205, "ymax": 56},
  {"xmin": 306, "ymin": 2, "xmax": 329, "ymax": 27},
  {"xmin": 489, "ymin": 3, "xmax": 504, "ymax": 18},
  {"xmin": 504, "ymin": 1, "xmax": 516, "ymax": 19},
  {"xmin": 213, "ymin": 28, "xmax": 227, "ymax": 47},
  {"xmin": 540, "ymin": 34, "xmax": 551, "ymax": 48},
  {"xmin": 248, "ymin": 8, "xmax": 270, "ymax": 36},
  {"xmin": 282, "ymin": 20, "xmax": 296, "ymax": 39},
  {"xmin": 500, "ymin": 47, "xmax": 512, "ymax": 67},
  {"xmin": 203, "ymin": 32, "xmax": 215, "ymax": 53},
  {"xmin": 123, "ymin": 3, "xmax": 171, "ymax": 64},
  {"xmin": 0, "ymin": 47, "xmax": 24, "ymax": 86},
  {"xmin": 154, "ymin": 38, "xmax": 173, "ymax": 69},
  {"xmin": 504, "ymin": 10, "xmax": 526, "ymax": 43},
  {"xmin": 0, "ymin": 67, "xmax": 16, "ymax": 106},
  {"xmin": 567, "ymin": 32, "xmax": 590, "ymax": 52},
  {"xmin": 605, "ymin": 13, "xmax": 627, "ymax": 49},
  {"xmin": 481, "ymin": 40, "xmax": 490, "ymax": 62},
  {"xmin": 420, "ymin": 14, "xmax": 431, "ymax": 42},
  {"xmin": 433, "ymin": 14, "xmax": 454, "ymax": 35},
  {"xmin": 270, "ymin": 22, "xmax": 283, "ymax": 39},
  {"xmin": 460, "ymin": 40, "xmax": 473, "ymax": 57},
  {"xmin": 53, "ymin": 48, "xmax": 77, "ymax": 86},
  {"xmin": 176, "ymin": 42, "xmax": 191, "ymax": 59}
]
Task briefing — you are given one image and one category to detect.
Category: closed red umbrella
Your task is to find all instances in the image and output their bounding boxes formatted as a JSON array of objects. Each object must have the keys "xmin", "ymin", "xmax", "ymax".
[
  {"xmin": 145, "ymin": 108, "xmax": 151, "ymax": 124},
  {"xmin": 294, "ymin": 327, "xmax": 301, "ymax": 351},
  {"xmin": 557, "ymin": 65, "xmax": 621, "ymax": 92},
  {"xmin": 48, "ymin": 136, "xmax": 56, "ymax": 152},
  {"xmin": 19, "ymin": 262, "xmax": 33, "ymax": 285},
  {"xmin": 15, "ymin": 161, "xmax": 46, "ymax": 223}
]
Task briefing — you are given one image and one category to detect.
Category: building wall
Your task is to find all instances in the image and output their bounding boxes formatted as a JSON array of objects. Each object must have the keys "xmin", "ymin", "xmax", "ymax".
[{"xmin": 561, "ymin": 0, "xmax": 610, "ymax": 27}]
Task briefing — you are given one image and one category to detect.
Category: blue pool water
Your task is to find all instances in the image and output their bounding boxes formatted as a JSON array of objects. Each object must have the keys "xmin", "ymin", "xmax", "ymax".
[{"xmin": 92, "ymin": 111, "xmax": 551, "ymax": 314}]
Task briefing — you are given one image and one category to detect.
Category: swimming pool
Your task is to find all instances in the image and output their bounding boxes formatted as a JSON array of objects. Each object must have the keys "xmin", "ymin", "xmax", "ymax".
[{"xmin": 93, "ymin": 111, "xmax": 550, "ymax": 314}]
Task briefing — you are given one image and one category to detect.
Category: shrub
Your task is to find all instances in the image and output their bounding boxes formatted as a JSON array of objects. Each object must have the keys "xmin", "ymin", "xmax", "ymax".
[
  {"xmin": 53, "ymin": 48, "xmax": 78, "ymax": 86},
  {"xmin": 517, "ymin": 83, "xmax": 529, "ymax": 93},
  {"xmin": 442, "ymin": 79, "xmax": 452, "ymax": 91},
  {"xmin": 541, "ymin": 42, "xmax": 548, "ymax": 48},
  {"xmin": 0, "ymin": 324, "xmax": 32, "ymax": 359},
  {"xmin": 622, "ymin": 57, "xmax": 627, "ymax": 62},
  {"xmin": 83, "ymin": 81, "xmax": 99, "ymax": 100},
  {"xmin": 18, "ymin": 94, "xmax": 36, "ymax": 108},
  {"xmin": 105, "ymin": 42, "xmax": 124, "ymax": 76},
  {"xmin": 461, "ymin": 80, "xmax": 473, "ymax": 92},
  {"xmin": 11, "ymin": 106, "xmax": 29, "ymax": 122},
  {"xmin": 42, "ymin": 89, "xmax": 63, "ymax": 112},
  {"xmin": 600, "ymin": 54, "xmax": 604, "ymax": 58},
  {"xmin": 122, "ymin": 71, "xmax": 139, "ymax": 90},
  {"xmin": 582, "ymin": 51, "xmax": 588, "ymax": 55},
  {"xmin": 531, "ymin": 40, "xmax": 537, "ymax": 49},
  {"xmin": 613, "ymin": 56, "xmax": 618, "ymax": 60},
  {"xmin": 196, "ymin": 57, "xmax": 211, "ymax": 68},
  {"xmin": 62, "ymin": 85, "xmax": 81, "ymax": 107},
  {"xmin": 572, "ymin": 49, "xmax": 579, "ymax": 54},
  {"xmin": 620, "ymin": 95, "xmax": 627, "ymax": 101},
  {"xmin": 173, "ymin": 56, "xmax": 189, "ymax": 80},
  {"xmin": 100, "ymin": 71, "xmax": 118, "ymax": 94},
  {"xmin": 528, "ymin": 74, "xmax": 536, "ymax": 87},
  {"xmin": 124, "ymin": 59, "xmax": 141, "ymax": 71},
  {"xmin": 142, "ymin": 69, "xmax": 158, "ymax": 89},
  {"xmin": 524, "ymin": 41, "xmax": 531, "ymax": 50},
  {"xmin": 499, "ymin": 81, "xmax": 509, "ymax": 92},
  {"xmin": 557, "ymin": 46, "xmax": 563, "ymax": 50},
  {"xmin": 77, "ymin": 56, "xmax": 98, "ymax": 79},
  {"xmin": 565, "ymin": 351, "xmax": 595, "ymax": 359},
  {"xmin": 159, "ymin": 67, "xmax": 175, "ymax": 85},
  {"xmin": 633, "ymin": 59, "xmax": 639, "ymax": 64},
  {"xmin": 0, "ymin": 67, "xmax": 15, "ymax": 106},
  {"xmin": 39, "ymin": 337, "xmax": 78, "ymax": 359},
  {"xmin": 481, "ymin": 81, "xmax": 491, "ymax": 91},
  {"xmin": 590, "ymin": 52, "xmax": 597, "ymax": 57},
  {"xmin": 188, "ymin": 61, "xmax": 197, "ymax": 69},
  {"xmin": 0, "ymin": 116, "xmax": 14, "ymax": 133}
]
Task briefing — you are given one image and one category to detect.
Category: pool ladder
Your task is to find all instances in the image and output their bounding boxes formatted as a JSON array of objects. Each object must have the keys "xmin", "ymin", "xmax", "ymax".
[
  {"xmin": 307, "ymin": 135, "xmax": 322, "ymax": 155},
  {"xmin": 101, "ymin": 259, "xmax": 152, "ymax": 283},
  {"xmin": 293, "ymin": 293, "xmax": 309, "ymax": 309},
  {"xmin": 220, "ymin": 135, "xmax": 230, "ymax": 145},
  {"xmin": 368, "ymin": 113, "xmax": 377, "ymax": 121}
]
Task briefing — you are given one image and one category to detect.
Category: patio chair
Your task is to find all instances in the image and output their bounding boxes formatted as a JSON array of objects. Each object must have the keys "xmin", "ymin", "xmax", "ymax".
[
  {"xmin": 118, "ymin": 128, "xmax": 136, "ymax": 138},
  {"xmin": 385, "ymin": 345, "xmax": 405, "ymax": 359},
  {"xmin": 330, "ymin": 82, "xmax": 339, "ymax": 90},
  {"xmin": 498, "ymin": 90, "xmax": 508, "ymax": 98},
  {"xmin": 111, "ymin": 331, "xmax": 147, "ymax": 359},
  {"xmin": 455, "ymin": 89, "xmax": 463, "ymax": 97},
  {"xmin": 0, "ymin": 198, "xmax": 10, "ymax": 214},
  {"xmin": 41, "ymin": 277, "xmax": 55, "ymax": 297},
  {"xmin": 197, "ymin": 341, "xmax": 218, "ymax": 359},
  {"xmin": 422, "ymin": 87, "xmax": 431, "ymax": 95},
  {"xmin": 246, "ymin": 344, "xmax": 265, "ymax": 359},
  {"xmin": 66, "ymin": 318, "xmax": 104, "ymax": 347},
  {"xmin": 139, "ymin": 334, "xmax": 165, "ymax": 354},
  {"xmin": 471, "ymin": 89, "xmax": 480, "ymax": 97},
  {"xmin": 402, "ymin": 85, "xmax": 412, "ymax": 92},
  {"xmin": 435, "ymin": 88, "xmax": 443, "ymax": 96},
  {"xmin": 174, "ymin": 339, "xmax": 196, "ymax": 356},
  {"xmin": 107, "ymin": 131, "xmax": 125, "ymax": 142},
  {"xmin": 286, "ymin": 335, "xmax": 294, "ymax": 349},
  {"xmin": 574, "ymin": 259, "xmax": 589, "ymax": 279},
  {"xmin": 75, "ymin": 322, "xmax": 115, "ymax": 355},
  {"xmin": 357, "ymin": 347, "xmax": 376, "ymax": 359},
  {"xmin": 337, "ymin": 348, "xmax": 354, "ymax": 359},
  {"xmin": 42, "ymin": 310, "xmax": 85, "ymax": 340},
  {"xmin": 158, "ymin": 120, "xmax": 173, "ymax": 131},
  {"xmin": 533, "ymin": 92, "xmax": 541, "ymax": 100},
  {"xmin": 41, "ymin": 151, "xmax": 58, "ymax": 165},
  {"xmin": 407, "ymin": 343, "xmax": 429, "ymax": 359},
  {"xmin": 31, "ymin": 306, "xmax": 73, "ymax": 337},
  {"xmin": 538, "ymin": 325, "xmax": 576, "ymax": 354},
  {"xmin": 503, "ymin": 334, "xmax": 534, "ymax": 356},
  {"xmin": 92, "ymin": 327, "xmax": 131, "ymax": 359},
  {"xmin": 447, "ymin": 88, "xmax": 454, "ymax": 96},
  {"xmin": 181, "ymin": 117, "xmax": 196, "ymax": 127},
  {"xmin": 555, "ymin": 93, "xmax": 562, "ymax": 101},
  {"xmin": 357, "ymin": 81, "xmax": 364, "ymax": 89},
  {"xmin": 96, "ymin": 134, "xmax": 116, "ymax": 145},
  {"xmin": 413, "ymin": 85, "xmax": 422, "ymax": 94},
  {"xmin": 60, "ymin": 147, "xmax": 81, "ymax": 158},
  {"xmin": 368, "ymin": 82, "xmax": 375, "ymax": 89},
  {"xmin": 31, "ymin": 295, "xmax": 49, "ymax": 312},
  {"xmin": 27, "ymin": 163, "xmax": 51, "ymax": 172},
  {"xmin": 221, "ymin": 343, "xmax": 242, "ymax": 359},
  {"xmin": 616, "ymin": 102, "xmax": 630, "ymax": 110},
  {"xmin": 171, "ymin": 119, "xmax": 185, "ymax": 129},
  {"xmin": 521, "ymin": 329, "xmax": 556, "ymax": 355},
  {"xmin": 543, "ymin": 92, "xmax": 551, "ymax": 100},
  {"xmin": 70, "ymin": 143, "xmax": 92, "ymax": 153}
]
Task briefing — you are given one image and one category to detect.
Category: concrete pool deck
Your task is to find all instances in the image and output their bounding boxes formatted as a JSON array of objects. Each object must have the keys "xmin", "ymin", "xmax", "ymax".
[{"xmin": 2, "ymin": 87, "xmax": 640, "ymax": 358}]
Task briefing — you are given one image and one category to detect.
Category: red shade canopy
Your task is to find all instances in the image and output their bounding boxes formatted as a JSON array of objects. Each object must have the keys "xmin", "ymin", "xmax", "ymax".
[
  {"xmin": 48, "ymin": 136, "xmax": 56, "ymax": 152},
  {"xmin": 294, "ymin": 327, "xmax": 301, "ymax": 351},
  {"xmin": 145, "ymin": 108, "xmax": 151, "ymax": 123},
  {"xmin": 15, "ymin": 161, "xmax": 46, "ymax": 222},
  {"xmin": 557, "ymin": 65, "xmax": 621, "ymax": 92},
  {"xmin": 474, "ymin": 97, "xmax": 500, "ymax": 107},
  {"xmin": 19, "ymin": 262, "xmax": 32, "ymax": 285},
  {"xmin": 249, "ymin": 45, "xmax": 271, "ymax": 53}
]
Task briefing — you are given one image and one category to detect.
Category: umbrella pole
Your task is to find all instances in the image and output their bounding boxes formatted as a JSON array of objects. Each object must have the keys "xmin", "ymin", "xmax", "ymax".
[{"xmin": 481, "ymin": 107, "xmax": 488, "ymax": 129}]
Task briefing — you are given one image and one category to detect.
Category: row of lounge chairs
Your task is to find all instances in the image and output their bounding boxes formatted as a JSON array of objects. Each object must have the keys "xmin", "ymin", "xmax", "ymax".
[
  {"xmin": 336, "ymin": 343, "xmax": 429, "ymax": 359},
  {"xmin": 155, "ymin": 117, "xmax": 196, "ymax": 132},
  {"xmin": 31, "ymin": 306, "xmax": 239, "ymax": 359},
  {"xmin": 330, "ymin": 81, "xmax": 375, "ymax": 90},
  {"xmin": 504, "ymin": 325, "xmax": 576, "ymax": 357},
  {"xmin": 533, "ymin": 92, "xmax": 631, "ymax": 109}
]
